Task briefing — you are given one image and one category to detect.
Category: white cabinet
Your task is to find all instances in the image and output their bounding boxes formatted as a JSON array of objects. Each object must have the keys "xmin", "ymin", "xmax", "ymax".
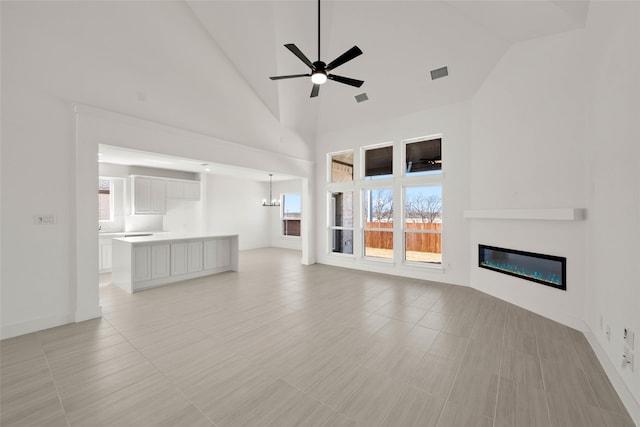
[
  {"xmin": 166, "ymin": 179, "xmax": 200, "ymax": 201},
  {"xmin": 172, "ymin": 241, "xmax": 203, "ymax": 275},
  {"xmin": 166, "ymin": 181, "xmax": 183, "ymax": 199},
  {"xmin": 132, "ymin": 176, "xmax": 166, "ymax": 214},
  {"xmin": 171, "ymin": 242, "xmax": 188, "ymax": 276},
  {"xmin": 188, "ymin": 241, "xmax": 203, "ymax": 273},
  {"xmin": 132, "ymin": 246, "xmax": 151, "ymax": 282},
  {"xmin": 217, "ymin": 239, "xmax": 231, "ymax": 268},
  {"xmin": 203, "ymin": 239, "xmax": 218, "ymax": 270},
  {"xmin": 204, "ymin": 239, "xmax": 230, "ymax": 269},
  {"xmin": 131, "ymin": 244, "xmax": 169, "ymax": 283},
  {"xmin": 112, "ymin": 235, "xmax": 238, "ymax": 293},
  {"xmin": 99, "ymin": 238, "xmax": 113, "ymax": 273},
  {"xmin": 151, "ymin": 244, "xmax": 170, "ymax": 279}
]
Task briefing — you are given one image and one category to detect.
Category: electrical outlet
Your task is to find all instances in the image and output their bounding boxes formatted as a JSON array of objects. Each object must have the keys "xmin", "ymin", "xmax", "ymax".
[
  {"xmin": 623, "ymin": 348, "xmax": 634, "ymax": 372},
  {"xmin": 624, "ymin": 328, "xmax": 635, "ymax": 350},
  {"xmin": 34, "ymin": 214, "xmax": 56, "ymax": 225},
  {"xmin": 606, "ymin": 325, "xmax": 611, "ymax": 341}
]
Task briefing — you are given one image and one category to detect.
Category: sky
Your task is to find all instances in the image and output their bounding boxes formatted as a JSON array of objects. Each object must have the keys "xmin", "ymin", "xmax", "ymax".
[{"xmin": 283, "ymin": 193, "xmax": 302, "ymax": 214}]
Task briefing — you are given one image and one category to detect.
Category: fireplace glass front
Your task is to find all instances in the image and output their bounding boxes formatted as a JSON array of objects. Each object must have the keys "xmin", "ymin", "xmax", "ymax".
[{"xmin": 478, "ymin": 245, "xmax": 566, "ymax": 290}]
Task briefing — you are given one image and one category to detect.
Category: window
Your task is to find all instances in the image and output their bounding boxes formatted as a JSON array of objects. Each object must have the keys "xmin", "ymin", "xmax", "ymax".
[
  {"xmin": 404, "ymin": 185, "xmax": 442, "ymax": 264},
  {"xmin": 364, "ymin": 145, "xmax": 393, "ymax": 179},
  {"xmin": 330, "ymin": 152, "xmax": 353, "ymax": 183},
  {"xmin": 405, "ymin": 138, "xmax": 441, "ymax": 176},
  {"xmin": 363, "ymin": 188, "xmax": 393, "ymax": 259},
  {"xmin": 282, "ymin": 193, "xmax": 301, "ymax": 237},
  {"xmin": 331, "ymin": 191, "xmax": 354, "ymax": 254},
  {"xmin": 98, "ymin": 178, "xmax": 113, "ymax": 222},
  {"xmin": 327, "ymin": 135, "xmax": 444, "ymax": 267}
]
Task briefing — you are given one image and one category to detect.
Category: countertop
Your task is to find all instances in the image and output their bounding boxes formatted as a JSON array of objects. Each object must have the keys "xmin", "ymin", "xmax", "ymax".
[
  {"xmin": 99, "ymin": 231, "xmax": 167, "ymax": 238},
  {"xmin": 112, "ymin": 233, "xmax": 238, "ymax": 244}
]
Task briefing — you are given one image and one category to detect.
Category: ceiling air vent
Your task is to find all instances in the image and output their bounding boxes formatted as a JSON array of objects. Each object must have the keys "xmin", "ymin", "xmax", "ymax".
[
  {"xmin": 355, "ymin": 93, "xmax": 369, "ymax": 103},
  {"xmin": 430, "ymin": 66, "xmax": 449, "ymax": 80}
]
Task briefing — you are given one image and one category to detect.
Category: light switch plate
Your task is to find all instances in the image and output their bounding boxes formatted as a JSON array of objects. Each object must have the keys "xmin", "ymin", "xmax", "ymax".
[{"xmin": 624, "ymin": 328, "xmax": 635, "ymax": 350}]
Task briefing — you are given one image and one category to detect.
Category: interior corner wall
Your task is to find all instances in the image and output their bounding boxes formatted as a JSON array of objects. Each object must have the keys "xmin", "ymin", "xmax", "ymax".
[
  {"xmin": 583, "ymin": 0, "xmax": 640, "ymax": 415},
  {"xmin": 270, "ymin": 179, "xmax": 303, "ymax": 251},
  {"xmin": 468, "ymin": 28, "xmax": 588, "ymax": 330},
  {"xmin": 314, "ymin": 101, "xmax": 472, "ymax": 286},
  {"xmin": 204, "ymin": 174, "xmax": 271, "ymax": 251}
]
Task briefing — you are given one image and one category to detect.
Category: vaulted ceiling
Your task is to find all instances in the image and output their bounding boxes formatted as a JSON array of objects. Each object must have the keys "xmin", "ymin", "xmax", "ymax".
[{"xmin": 187, "ymin": 1, "xmax": 589, "ymax": 139}]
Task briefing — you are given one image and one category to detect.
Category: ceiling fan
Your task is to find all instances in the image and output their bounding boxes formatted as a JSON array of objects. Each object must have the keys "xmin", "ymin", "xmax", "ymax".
[{"xmin": 269, "ymin": 0, "xmax": 364, "ymax": 98}]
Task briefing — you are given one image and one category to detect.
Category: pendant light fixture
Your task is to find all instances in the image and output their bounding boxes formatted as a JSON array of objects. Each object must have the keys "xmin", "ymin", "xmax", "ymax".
[{"xmin": 263, "ymin": 174, "xmax": 281, "ymax": 207}]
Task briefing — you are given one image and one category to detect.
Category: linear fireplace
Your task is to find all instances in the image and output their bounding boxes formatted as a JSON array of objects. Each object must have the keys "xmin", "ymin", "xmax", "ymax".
[{"xmin": 479, "ymin": 244, "xmax": 566, "ymax": 290}]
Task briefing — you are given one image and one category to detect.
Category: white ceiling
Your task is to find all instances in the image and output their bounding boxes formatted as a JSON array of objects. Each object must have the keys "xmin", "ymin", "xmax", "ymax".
[
  {"xmin": 97, "ymin": 1, "xmax": 589, "ymax": 175},
  {"xmin": 186, "ymin": 0, "xmax": 589, "ymax": 138}
]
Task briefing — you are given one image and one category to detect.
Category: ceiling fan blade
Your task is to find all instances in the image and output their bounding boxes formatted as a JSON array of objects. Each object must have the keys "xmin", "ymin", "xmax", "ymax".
[
  {"xmin": 327, "ymin": 74, "xmax": 364, "ymax": 88},
  {"xmin": 269, "ymin": 74, "xmax": 310, "ymax": 80},
  {"xmin": 326, "ymin": 46, "xmax": 363, "ymax": 72},
  {"xmin": 285, "ymin": 44, "xmax": 315, "ymax": 69},
  {"xmin": 310, "ymin": 84, "xmax": 320, "ymax": 98}
]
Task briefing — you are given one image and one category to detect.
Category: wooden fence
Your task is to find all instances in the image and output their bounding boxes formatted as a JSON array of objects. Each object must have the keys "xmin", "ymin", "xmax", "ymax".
[{"xmin": 365, "ymin": 222, "xmax": 442, "ymax": 253}]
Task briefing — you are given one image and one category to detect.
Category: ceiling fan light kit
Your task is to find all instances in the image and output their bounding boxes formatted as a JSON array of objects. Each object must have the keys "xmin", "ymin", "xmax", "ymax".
[{"xmin": 269, "ymin": 0, "xmax": 364, "ymax": 98}]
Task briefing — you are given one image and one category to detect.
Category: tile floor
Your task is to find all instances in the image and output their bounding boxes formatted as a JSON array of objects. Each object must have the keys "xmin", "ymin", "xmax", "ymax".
[{"xmin": 0, "ymin": 248, "xmax": 634, "ymax": 426}]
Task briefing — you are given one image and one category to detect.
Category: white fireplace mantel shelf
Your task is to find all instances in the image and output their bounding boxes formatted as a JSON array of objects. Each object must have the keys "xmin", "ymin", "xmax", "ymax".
[{"xmin": 463, "ymin": 208, "xmax": 585, "ymax": 221}]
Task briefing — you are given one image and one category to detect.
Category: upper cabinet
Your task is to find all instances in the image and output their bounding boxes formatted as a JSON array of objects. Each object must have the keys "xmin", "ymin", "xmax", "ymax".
[
  {"xmin": 131, "ymin": 176, "xmax": 166, "ymax": 214},
  {"xmin": 166, "ymin": 179, "xmax": 201, "ymax": 201},
  {"xmin": 129, "ymin": 175, "xmax": 200, "ymax": 215}
]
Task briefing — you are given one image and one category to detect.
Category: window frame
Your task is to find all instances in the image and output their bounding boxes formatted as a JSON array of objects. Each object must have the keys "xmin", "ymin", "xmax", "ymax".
[
  {"xmin": 402, "ymin": 136, "xmax": 443, "ymax": 178},
  {"xmin": 281, "ymin": 193, "xmax": 302, "ymax": 238},
  {"xmin": 361, "ymin": 141, "xmax": 394, "ymax": 180},
  {"xmin": 362, "ymin": 186, "xmax": 394, "ymax": 261},
  {"xmin": 402, "ymin": 184, "xmax": 443, "ymax": 265},
  {"xmin": 98, "ymin": 177, "xmax": 114, "ymax": 223},
  {"xmin": 328, "ymin": 190, "xmax": 355, "ymax": 256},
  {"xmin": 327, "ymin": 150, "xmax": 354, "ymax": 183},
  {"xmin": 326, "ymin": 135, "xmax": 444, "ymax": 269}
]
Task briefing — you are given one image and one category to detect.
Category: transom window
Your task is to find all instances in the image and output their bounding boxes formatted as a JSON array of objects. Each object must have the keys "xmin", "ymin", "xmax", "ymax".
[
  {"xmin": 330, "ymin": 152, "xmax": 353, "ymax": 183},
  {"xmin": 364, "ymin": 145, "xmax": 393, "ymax": 179},
  {"xmin": 405, "ymin": 138, "xmax": 441, "ymax": 175}
]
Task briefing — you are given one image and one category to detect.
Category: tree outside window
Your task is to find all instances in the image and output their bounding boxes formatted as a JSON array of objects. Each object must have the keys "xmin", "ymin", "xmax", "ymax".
[
  {"xmin": 404, "ymin": 186, "xmax": 442, "ymax": 264},
  {"xmin": 363, "ymin": 188, "xmax": 393, "ymax": 259}
]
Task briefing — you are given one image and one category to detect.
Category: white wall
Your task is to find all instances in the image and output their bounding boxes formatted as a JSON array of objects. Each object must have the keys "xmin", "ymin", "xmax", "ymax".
[
  {"xmin": 204, "ymin": 174, "xmax": 271, "ymax": 251},
  {"xmin": 270, "ymin": 179, "xmax": 303, "ymax": 251},
  {"xmin": 468, "ymin": 5, "xmax": 640, "ymax": 418},
  {"xmin": 583, "ymin": 0, "xmax": 640, "ymax": 414},
  {"xmin": 468, "ymin": 28, "xmax": 588, "ymax": 329},
  {"xmin": 315, "ymin": 101, "xmax": 472, "ymax": 286},
  {"xmin": 0, "ymin": 1, "xmax": 312, "ymax": 339}
]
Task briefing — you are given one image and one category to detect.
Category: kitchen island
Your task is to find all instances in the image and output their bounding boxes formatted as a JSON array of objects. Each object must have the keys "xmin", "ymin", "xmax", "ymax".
[{"xmin": 112, "ymin": 234, "xmax": 238, "ymax": 293}]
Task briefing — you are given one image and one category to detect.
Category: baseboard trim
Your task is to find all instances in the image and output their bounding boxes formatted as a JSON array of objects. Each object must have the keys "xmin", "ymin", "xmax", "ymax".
[
  {"xmin": 1, "ymin": 306, "xmax": 103, "ymax": 340},
  {"xmin": 469, "ymin": 281, "xmax": 586, "ymax": 332},
  {"xmin": 1, "ymin": 312, "xmax": 74, "ymax": 340},
  {"xmin": 75, "ymin": 306, "xmax": 102, "ymax": 323},
  {"xmin": 584, "ymin": 328, "xmax": 640, "ymax": 425}
]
